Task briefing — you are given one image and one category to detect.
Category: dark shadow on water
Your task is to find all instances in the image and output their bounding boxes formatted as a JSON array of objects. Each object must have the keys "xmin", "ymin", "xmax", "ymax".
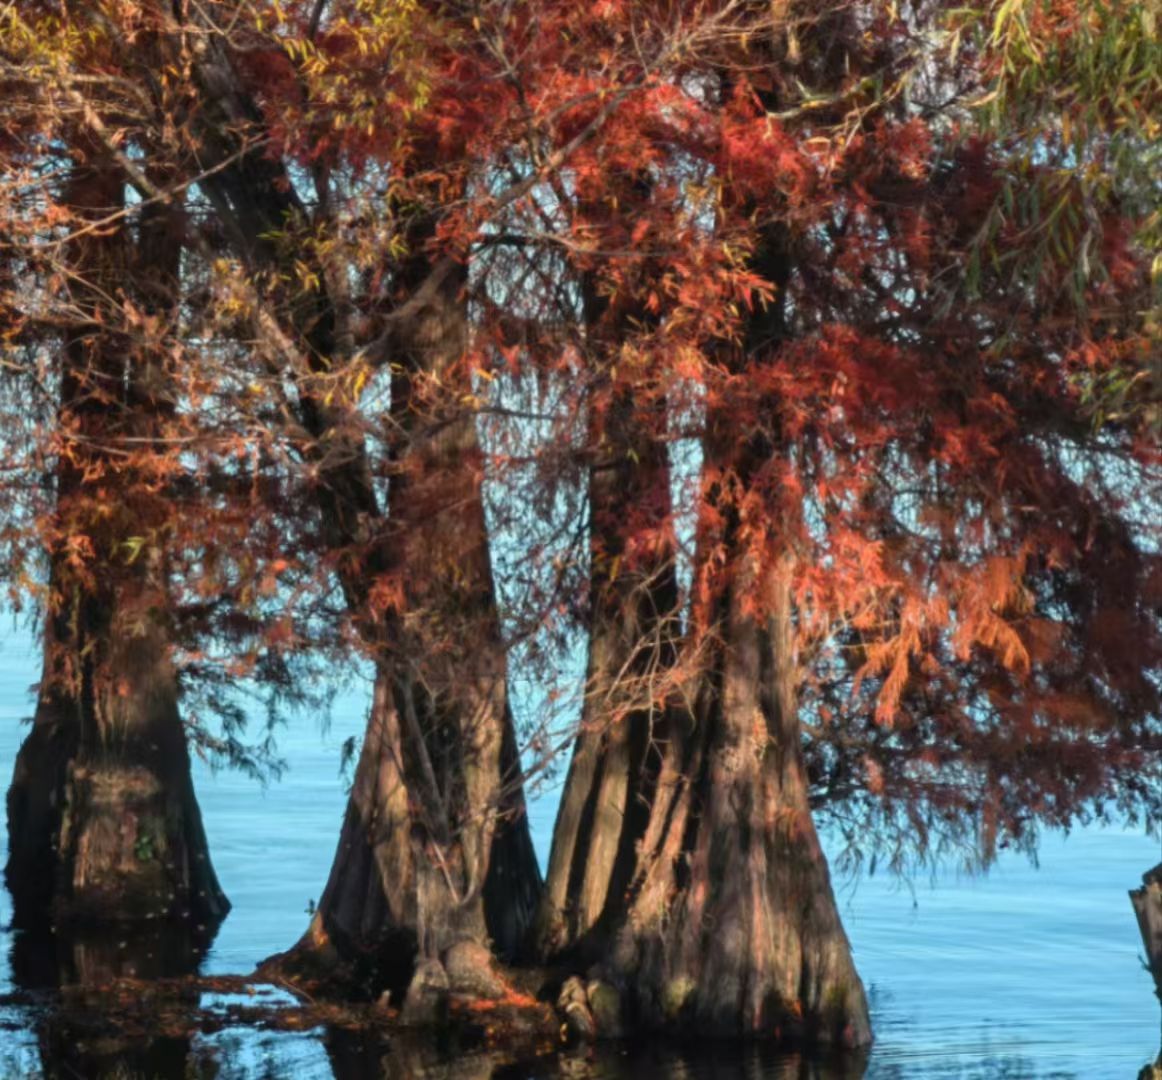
[
  {"xmin": 539, "ymin": 1043, "xmax": 870, "ymax": 1080},
  {"xmin": 324, "ymin": 1028, "xmax": 870, "ymax": 1080},
  {"xmin": 10, "ymin": 918, "xmax": 216, "ymax": 989},
  {"xmin": 9, "ymin": 919, "xmax": 217, "ymax": 1080},
  {"xmin": 325, "ymin": 1026, "xmax": 506, "ymax": 1080},
  {"xmin": 31, "ymin": 1027, "xmax": 201, "ymax": 1080}
]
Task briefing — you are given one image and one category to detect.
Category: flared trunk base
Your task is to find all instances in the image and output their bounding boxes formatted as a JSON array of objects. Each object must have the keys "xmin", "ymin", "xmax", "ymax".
[{"xmin": 6, "ymin": 711, "xmax": 228, "ymax": 930}]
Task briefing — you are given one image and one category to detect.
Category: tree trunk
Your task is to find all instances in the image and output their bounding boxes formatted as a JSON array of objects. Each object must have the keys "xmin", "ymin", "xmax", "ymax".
[
  {"xmin": 553, "ymin": 218, "xmax": 871, "ymax": 1044},
  {"xmin": 1131, "ymin": 863, "xmax": 1162, "ymax": 996},
  {"xmin": 8, "ymin": 583, "xmax": 228, "ymax": 927},
  {"xmin": 280, "ymin": 220, "xmax": 541, "ymax": 1001},
  {"xmin": 6, "ymin": 160, "xmax": 227, "ymax": 929},
  {"xmin": 192, "ymin": 74, "xmax": 541, "ymax": 985},
  {"xmin": 484, "ymin": 710, "xmax": 543, "ymax": 962},
  {"xmin": 535, "ymin": 387, "xmax": 680, "ymax": 959},
  {"xmin": 532, "ymin": 399, "xmax": 678, "ymax": 957},
  {"xmin": 599, "ymin": 560, "xmax": 870, "ymax": 1044},
  {"xmin": 1132, "ymin": 867, "xmax": 1162, "ymax": 1080}
]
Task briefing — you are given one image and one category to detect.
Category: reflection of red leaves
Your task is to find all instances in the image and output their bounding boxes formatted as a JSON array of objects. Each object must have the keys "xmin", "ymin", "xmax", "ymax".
[
  {"xmin": 460, "ymin": 987, "xmax": 539, "ymax": 1013},
  {"xmin": 501, "ymin": 989, "xmax": 539, "ymax": 1009}
]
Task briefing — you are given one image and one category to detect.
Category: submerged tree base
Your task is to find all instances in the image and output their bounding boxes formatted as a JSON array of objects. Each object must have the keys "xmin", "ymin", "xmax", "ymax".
[
  {"xmin": 261, "ymin": 929, "xmax": 867, "ymax": 1058},
  {"xmin": 258, "ymin": 929, "xmax": 560, "ymax": 1042},
  {"xmin": 7, "ymin": 725, "xmax": 229, "ymax": 930},
  {"xmin": 1, "ymin": 963, "xmax": 873, "ymax": 1079}
]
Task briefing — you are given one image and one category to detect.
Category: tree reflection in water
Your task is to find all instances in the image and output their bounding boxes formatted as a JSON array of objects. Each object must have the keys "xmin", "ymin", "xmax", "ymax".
[
  {"xmin": 323, "ymin": 1032, "xmax": 871, "ymax": 1080},
  {"xmin": 7, "ymin": 923, "xmax": 873, "ymax": 1080},
  {"xmin": 10, "ymin": 919, "xmax": 214, "ymax": 1079}
]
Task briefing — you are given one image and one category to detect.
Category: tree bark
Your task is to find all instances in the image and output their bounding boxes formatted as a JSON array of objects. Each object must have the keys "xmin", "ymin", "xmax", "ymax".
[
  {"xmin": 1131, "ymin": 863, "xmax": 1162, "ymax": 996},
  {"xmin": 598, "ymin": 558, "xmax": 870, "ymax": 1044},
  {"xmin": 279, "ymin": 213, "xmax": 541, "ymax": 1000},
  {"xmin": 535, "ymin": 396, "xmax": 678, "ymax": 959},
  {"xmin": 535, "ymin": 264, "xmax": 680, "ymax": 959},
  {"xmin": 6, "ymin": 159, "xmax": 227, "ymax": 929},
  {"xmin": 551, "ymin": 222, "xmax": 871, "ymax": 1044},
  {"xmin": 187, "ymin": 57, "xmax": 541, "ymax": 988}
]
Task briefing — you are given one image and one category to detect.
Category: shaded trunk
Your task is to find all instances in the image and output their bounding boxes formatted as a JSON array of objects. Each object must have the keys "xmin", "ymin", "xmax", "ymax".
[
  {"xmin": 601, "ymin": 560, "xmax": 870, "ymax": 1044},
  {"xmin": 283, "ymin": 222, "xmax": 541, "ymax": 1000},
  {"xmin": 1131, "ymin": 863, "xmax": 1162, "ymax": 996},
  {"xmin": 6, "ymin": 161, "xmax": 227, "ymax": 929},
  {"xmin": 484, "ymin": 709, "xmax": 544, "ymax": 961},
  {"xmin": 1133, "ymin": 867, "xmax": 1162, "ymax": 1080},
  {"xmin": 536, "ymin": 197, "xmax": 681, "ymax": 959},
  {"xmin": 560, "ymin": 223, "xmax": 871, "ymax": 1044},
  {"xmin": 8, "ymin": 586, "xmax": 227, "ymax": 927}
]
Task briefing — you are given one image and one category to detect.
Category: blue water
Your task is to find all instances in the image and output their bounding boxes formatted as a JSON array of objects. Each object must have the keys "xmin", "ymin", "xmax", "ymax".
[{"xmin": 0, "ymin": 624, "xmax": 1158, "ymax": 1078}]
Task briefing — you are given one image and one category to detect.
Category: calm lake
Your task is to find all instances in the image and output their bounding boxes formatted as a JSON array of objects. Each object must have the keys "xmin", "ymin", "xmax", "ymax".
[{"xmin": 0, "ymin": 626, "xmax": 1158, "ymax": 1078}]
